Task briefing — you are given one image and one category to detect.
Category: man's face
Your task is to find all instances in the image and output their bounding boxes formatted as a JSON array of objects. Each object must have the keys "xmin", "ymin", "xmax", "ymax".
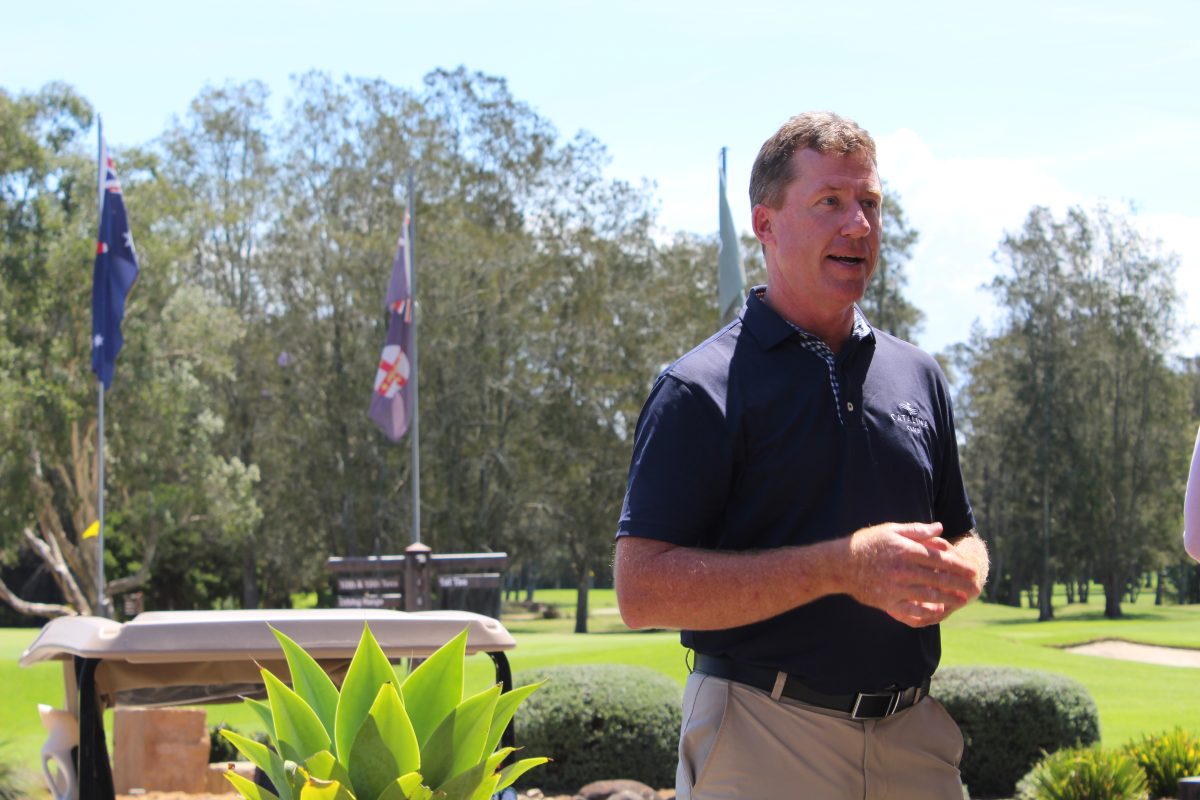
[{"xmin": 753, "ymin": 148, "xmax": 883, "ymax": 320}]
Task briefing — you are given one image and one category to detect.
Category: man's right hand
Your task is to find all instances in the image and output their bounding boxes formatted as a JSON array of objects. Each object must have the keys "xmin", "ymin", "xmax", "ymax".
[{"xmin": 844, "ymin": 522, "xmax": 980, "ymax": 627}]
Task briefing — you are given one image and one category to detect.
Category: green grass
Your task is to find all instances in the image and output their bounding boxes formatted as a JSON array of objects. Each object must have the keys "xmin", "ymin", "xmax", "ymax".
[{"xmin": 7, "ymin": 587, "xmax": 1200, "ymax": 776}]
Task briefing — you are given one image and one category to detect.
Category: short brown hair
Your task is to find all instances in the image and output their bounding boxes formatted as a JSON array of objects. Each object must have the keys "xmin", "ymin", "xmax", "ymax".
[{"xmin": 749, "ymin": 111, "xmax": 877, "ymax": 209}]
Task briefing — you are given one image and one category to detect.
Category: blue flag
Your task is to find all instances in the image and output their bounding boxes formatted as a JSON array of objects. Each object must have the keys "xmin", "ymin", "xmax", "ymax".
[
  {"xmin": 91, "ymin": 134, "xmax": 139, "ymax": 390},
  {"xmin": 369, "ymin": 208, "xmax": 414, "ymax": 441}
]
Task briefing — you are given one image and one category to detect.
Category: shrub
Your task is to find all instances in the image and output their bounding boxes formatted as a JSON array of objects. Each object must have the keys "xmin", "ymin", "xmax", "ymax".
[
  {"xmin": 0, "ymin": 745, "xmax": 29, "ymax": 800},
  {"xmin": 513, "ymin": 663, "xmax": 682, "ymax": 792},
  {"xmin": 932, "ymin": 666, "xmax": 1100, "ymax": 798},
  {"xmin": 1123, "ymin": 727, "xmax": 1200, "ymax": 798},
  {"xmin": 221, "ymin": 625, "xmax": 547, "ymax": 799},
  {"xmin": 1016, "ymin": 746, "xmax": 1148, "ymax": 800}
]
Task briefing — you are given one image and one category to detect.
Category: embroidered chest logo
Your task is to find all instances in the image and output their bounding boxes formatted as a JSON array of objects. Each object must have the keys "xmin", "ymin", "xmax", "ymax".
[{"xmin": 890, "ymin": 401, "xmax": 930, "ymax": 435}]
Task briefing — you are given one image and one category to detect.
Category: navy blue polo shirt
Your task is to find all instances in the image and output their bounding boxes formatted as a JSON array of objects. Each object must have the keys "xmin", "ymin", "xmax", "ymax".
[{"xmin": 616, "ymin": 287, "xmax": 975, "ymax": 694}]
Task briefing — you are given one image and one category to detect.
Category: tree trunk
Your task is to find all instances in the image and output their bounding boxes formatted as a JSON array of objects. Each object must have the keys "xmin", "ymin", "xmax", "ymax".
[
  {"xmin": 574, "ymin": 567, "xmax": 590, "ymax": 634},
  {"xmin": 1155, "ymin": 570, "xmax": 1165, "ymax": 606},
  {"xmin": 1064, "ymin": 581, "xmax": 1075, "ymax": 604},
  {"xmin": 1038, "ymin": 470, "xmax": 1054, "ymax": 621},
  {"xmin": 1102, "ymin": 574, "xmax": 1124, "ymax": 619},
  {"xmin": 524, "ymin": 562, "xmax": 536, "ymax": 603},
  {"xmin": 1078, "ymin": 580, "xmax": 1089, "ymax": 604}
]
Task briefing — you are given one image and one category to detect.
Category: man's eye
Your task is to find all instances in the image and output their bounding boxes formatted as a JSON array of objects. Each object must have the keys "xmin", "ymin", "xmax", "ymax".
[
  {"xmin": 819, "ymin": 197, "xmax": 839, "ymax": 206},
  {"xmin": 863, "ymin": 199, "xmax": 880, "ymax": 211}
]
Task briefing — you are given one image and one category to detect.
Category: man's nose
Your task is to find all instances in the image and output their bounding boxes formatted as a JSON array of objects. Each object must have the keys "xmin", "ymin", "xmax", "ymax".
[{"xmin": 842, "ymin": 205, "xmax": 873, "ymax": 238}]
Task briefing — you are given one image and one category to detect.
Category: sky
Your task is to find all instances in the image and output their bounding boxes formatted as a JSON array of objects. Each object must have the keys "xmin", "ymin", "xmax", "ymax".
[{"xmin": 7, "ymin": 0, "xmax": 1198, "ymax": 357}]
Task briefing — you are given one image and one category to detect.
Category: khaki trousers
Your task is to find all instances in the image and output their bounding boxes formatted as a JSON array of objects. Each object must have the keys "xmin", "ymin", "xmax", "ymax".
[{"xmin": 677, "ymin": 672, "xmax": 965, "ymax": 800}]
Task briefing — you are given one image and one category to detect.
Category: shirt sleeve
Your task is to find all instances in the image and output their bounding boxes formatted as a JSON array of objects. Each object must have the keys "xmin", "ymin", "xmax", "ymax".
[
  {"xmin": 1185, "ymin": 426, "xmax": 1200, "ymax": 562},
  {"xmin": 616, "ymin": 374, "xmax": 734, "ymax": 546},
  {"xmin": 932, "ymin": 367, "xmax": 976, "ymax": 539}
]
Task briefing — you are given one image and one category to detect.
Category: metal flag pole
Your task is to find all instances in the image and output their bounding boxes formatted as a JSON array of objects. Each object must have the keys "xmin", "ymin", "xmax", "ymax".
[
  {"xmin": 95, "ymin": 117, "xmax": 108, "ymax": 617},
  {"xmin": 406, "ymin": 169, "xmax": 421, "ymax": 545}
]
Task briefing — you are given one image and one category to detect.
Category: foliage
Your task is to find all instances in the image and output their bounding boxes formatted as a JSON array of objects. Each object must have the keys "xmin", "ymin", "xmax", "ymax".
[
  {"xmin": 0, "ymin": 83, "xmax": 262, "ymax": 617},
  {"xmin": 861, "ymin": 182, "xmax": 924, "ymax": 343},
  {"xmin": 0, "ymin": 743, "xmax": 29, "ymax": 800},
  {"xmin": 954, "ymin": 205, "xmax": 1189, "ymax": 618},
  {"xmin": 221, "ymin": 624, "xmax": 546, "ymax": 800},
  {"xmin": 211, "ymin": 723, "xmax": 270, "ymax": 763},
  {"xmin": 1016, "ymin": 746, "xmax": 1148, "ymax": 800},
  {"xmin": 512, "ymin": 663, "xmax": 681, "ymax": 792},
  {"xmin": 932, "ymin": 665, "xmax": 1100, "ymax": 798},
  {"xmin": 0, "ymin": 73, "xmax": 934, "ymax": 618},
  {"xmin": 1122, "ymin": 727, "xmax": 1200, "ymax": 798}
]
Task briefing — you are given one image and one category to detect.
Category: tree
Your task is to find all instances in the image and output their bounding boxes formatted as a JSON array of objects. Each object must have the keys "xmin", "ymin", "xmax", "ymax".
[
  {"xmin": 0, "ymin": 84, "xmax": 261, "ymax": 617},
  {"xmin": 958, "ymin": 205, "xmax": 1189, "ymax": 618},
  {"xmin": 860, "ymin": 184, "xmax": 925, "ymax": 342}
]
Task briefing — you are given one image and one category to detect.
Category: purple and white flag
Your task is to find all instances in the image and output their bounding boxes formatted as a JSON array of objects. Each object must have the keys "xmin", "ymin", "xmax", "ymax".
[{"xmin": 369, "ymin": 209, "xmax": 414, "ymax": 441}]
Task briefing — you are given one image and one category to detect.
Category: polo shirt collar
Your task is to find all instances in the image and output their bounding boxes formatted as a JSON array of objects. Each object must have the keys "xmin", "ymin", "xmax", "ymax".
[{"xmin": 739, "ymin": 286, "xmax": 877, "ymax": 350}]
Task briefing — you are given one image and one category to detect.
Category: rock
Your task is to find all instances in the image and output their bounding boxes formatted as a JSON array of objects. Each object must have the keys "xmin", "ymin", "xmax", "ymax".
[{"xmin": 575, "ymin": 779, "xmax": 658, "ymax": 800}]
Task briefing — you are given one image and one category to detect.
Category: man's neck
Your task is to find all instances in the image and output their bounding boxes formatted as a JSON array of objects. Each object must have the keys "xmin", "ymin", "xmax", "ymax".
[{"xmin": 761, "ymin": 290, "xmax": 855, "ymax": 354}]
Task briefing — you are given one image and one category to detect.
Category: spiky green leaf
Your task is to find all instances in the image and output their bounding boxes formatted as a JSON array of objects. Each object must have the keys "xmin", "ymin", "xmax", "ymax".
[
  {"xmin": 420, "ymin": 684, "xmax": 500, "ymax": 789},
  {"xmin": 335, "ymin": 624, "xmax": 399, "ymax": 762},
  {"xmin": 221, "ymin": 729, "xmax": 292, "ymax": 799},
  {"xmin": 434, "ymin": 760, "xmax": 491, "ymax": 800},
  {"xmin": 273, "ymin": 626, "xmax": 341, "ymax": 748},
  {"xmin": 348, "ymin": 682, "xmax": 422, "ymax": 800},
  {"xmin": 245, "ymin": 697, "xmax": 278, "ymax": 745},
  {"xmin": 225, "ymin": 770, "xmax": 282, "ymax": 800},
  {"xmin": 264, "ymin": 668, "xmax": 332, "ymax": 763},
  {"xmin": 496, "ymin": 757, "xmax": 551, "ymax": 792},
  {"xmin": 484, "ymin": 747, "xmax": 514, "ymax": 774},
  {"xmin": 298, "ymin": 775, "xmax": 356, "ymax": 800},
  {"xmin": 400, "ymin": 626, "xmax": 468, "ymax": 747},
  {"xmin": 482, "ymin": 682, "xmax": 541, "ymax": 758},
  {"xmin": 303, "ymin": 750, "xmax": 352, "ymax": 787},
  {"xmin": 376, "ymin": 772, "xmax": 433, "ymax": 800}
]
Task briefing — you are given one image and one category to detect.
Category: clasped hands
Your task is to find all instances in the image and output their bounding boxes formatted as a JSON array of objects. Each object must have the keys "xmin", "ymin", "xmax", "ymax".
[{"xmin": 846, "ymin": 522, "xmax": 982, "ymax": 628}]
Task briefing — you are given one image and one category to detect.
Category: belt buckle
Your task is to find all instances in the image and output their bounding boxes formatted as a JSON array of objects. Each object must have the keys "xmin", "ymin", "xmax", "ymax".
[{"xmin": 850, "ymin": 689, "xmax": 900, "ymax": 719}]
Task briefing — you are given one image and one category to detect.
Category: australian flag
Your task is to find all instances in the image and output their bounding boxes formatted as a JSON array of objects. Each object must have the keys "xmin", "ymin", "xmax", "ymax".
[
  {"xmin": 91, "ymin": 133, "xmax": 139, "ymax": 390},
  {"xmin": 369, "ymin": 208, "xmax": 414, "ymax": 441}
]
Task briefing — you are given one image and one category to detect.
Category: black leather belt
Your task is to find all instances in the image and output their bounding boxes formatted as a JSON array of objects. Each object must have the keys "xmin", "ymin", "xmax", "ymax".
[{"xmin": 694, "ymin": 654, "xmax": 930, "ymax": 720}]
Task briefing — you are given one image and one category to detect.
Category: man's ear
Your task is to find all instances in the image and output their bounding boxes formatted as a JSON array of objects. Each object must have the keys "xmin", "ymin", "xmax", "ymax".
[{"xmin": 752, "ymin": 204, "xmax": 774, "ymax": 247}]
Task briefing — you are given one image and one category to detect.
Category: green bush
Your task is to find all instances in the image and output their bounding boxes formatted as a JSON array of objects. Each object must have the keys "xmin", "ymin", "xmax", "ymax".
[
  {"xmin": 1016, "ymin": 746, "xmax": 1148, "ymax": 800},
  {"xmin": 513, "ymin": 663, "xmax": 681, "ymax": 792},
  {"xmin": 1123, "ymin": 727, "xmax": 1200, "ymax": 798},
  {"xmin": 0, "ymin": 743, "xmax": 29, "ymax": 800},
  {"xmin": 932, "ymin": 666, "xmax": 1100, "ymax": 798}
]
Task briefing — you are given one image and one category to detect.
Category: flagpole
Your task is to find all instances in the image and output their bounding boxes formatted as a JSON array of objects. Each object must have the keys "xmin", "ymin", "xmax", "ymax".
[
  {"xmin": 95, "ymin": 117, "xmax": 108, "ymax": 617},
  {"xmin": 406, "ymin": 170, "xmax": 420, "ymax": 546}
]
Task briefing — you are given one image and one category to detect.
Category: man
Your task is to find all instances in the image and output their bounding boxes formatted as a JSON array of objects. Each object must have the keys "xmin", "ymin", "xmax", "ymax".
[{"xmin": 614, "ymin": 112, "xmax": 989, "ymax": 800}]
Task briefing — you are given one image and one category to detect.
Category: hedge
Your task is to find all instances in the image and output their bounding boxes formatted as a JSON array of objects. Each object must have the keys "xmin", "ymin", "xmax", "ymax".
[
  {"xmin": 513, "ymin": 663, "xmax": 682, "ymax": 792},
  {"xmin": 932, "ymin": 665, "xmax": 1100, "ymax": 798}
]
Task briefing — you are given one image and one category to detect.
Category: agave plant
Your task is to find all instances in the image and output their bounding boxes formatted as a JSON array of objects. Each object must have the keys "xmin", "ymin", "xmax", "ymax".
[{"xmin": 220, "ymin": 625, "xmax": 547, "ymax": 800}]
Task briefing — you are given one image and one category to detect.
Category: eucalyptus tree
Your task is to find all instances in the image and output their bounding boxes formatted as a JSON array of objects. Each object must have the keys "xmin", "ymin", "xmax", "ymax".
[
  {"xmin": 861, "ymin": 184, "xmax": 924, "ymax": 343},
  {"xmin": 959, "ymin": 205, "xmax": 1188, "ymax": 618},
  {"xmin": 157, "ymin": 81, "xmax": 278, "ymax": 606},
  {"xmin": 0, "ymin": 83, "xmax": 261, "ymax": 617}
]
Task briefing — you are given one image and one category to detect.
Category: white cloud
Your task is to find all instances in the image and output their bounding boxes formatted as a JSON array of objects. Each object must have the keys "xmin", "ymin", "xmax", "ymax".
[{"xmin": 876, "ymin": 129, "xmax": 1200, "ymax": 356}]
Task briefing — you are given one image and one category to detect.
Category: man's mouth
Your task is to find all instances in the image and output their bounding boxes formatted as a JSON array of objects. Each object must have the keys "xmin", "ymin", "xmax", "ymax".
[{"xmin": 828, "ymin": 255, "xmax": 865, "ymax": 265}]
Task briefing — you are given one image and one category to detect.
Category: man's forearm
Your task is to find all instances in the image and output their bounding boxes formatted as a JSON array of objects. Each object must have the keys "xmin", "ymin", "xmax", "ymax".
[
  {"xmin": 615, "ymin": 523, "xmax": 981, "ymax": 631},
  {"xmin": 614, "ymin": 535, "xmax": 842, "ymax": 631}
]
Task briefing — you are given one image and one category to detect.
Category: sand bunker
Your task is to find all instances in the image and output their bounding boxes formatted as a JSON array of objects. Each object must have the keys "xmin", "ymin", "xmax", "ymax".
[{"xmin": 1064, "ymin": 639, "xmax": 1200, "ymax": 668}]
